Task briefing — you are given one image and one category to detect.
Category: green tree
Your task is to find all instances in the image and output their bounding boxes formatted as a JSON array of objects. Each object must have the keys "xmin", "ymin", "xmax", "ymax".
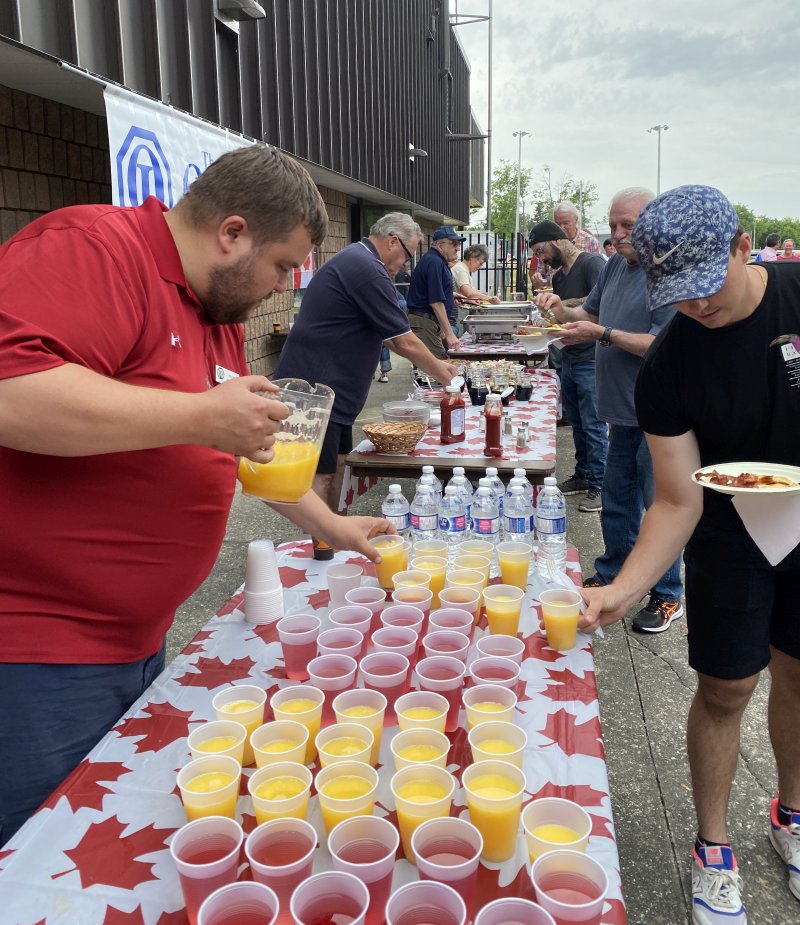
[
  {"xmin": 469, "ymin": 159, "xmax": 535, "ymax": 235},
  {"xmin": 734, "ymin": 202, "xmax": 800, "ymax": 250},
  {"xmin": 527, "ymin": 167, "xmax": 599, "ymax": 229}
]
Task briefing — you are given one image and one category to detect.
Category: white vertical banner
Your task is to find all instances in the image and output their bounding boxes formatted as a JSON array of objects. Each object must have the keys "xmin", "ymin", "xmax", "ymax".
[{"xmin": 103, "ymin": 85, "xmax": 255, "ymax": 208}]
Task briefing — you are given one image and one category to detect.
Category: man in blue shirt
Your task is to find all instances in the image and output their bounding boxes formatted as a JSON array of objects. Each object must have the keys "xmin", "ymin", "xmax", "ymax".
[{"xmin": 407, "ymin": 226, "xmax": 466, "ymax": 359}]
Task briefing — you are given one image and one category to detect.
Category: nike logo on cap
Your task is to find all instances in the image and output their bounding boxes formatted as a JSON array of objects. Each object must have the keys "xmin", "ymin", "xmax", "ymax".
[{"xmin": 652, "ymin": 239, "xmax": 685, "ymax": 265}]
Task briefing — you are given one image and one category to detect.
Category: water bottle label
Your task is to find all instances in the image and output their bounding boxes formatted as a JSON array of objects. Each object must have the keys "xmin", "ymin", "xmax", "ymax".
[
  {"xmin": 535, "ymin": 515, "xmax": 566, "ymax": 535},
  {"xmin": 439, "ymin": 515, "xmax": 466, "ymax": 533},
  {"xmin": 473, "ymin": 517, "xmax": 500, "ymax": 536},
  {"xmin": 385, "ymin": 513, "xmax": 410, "ymax": 531},
  {"xmin": 503, "ymin": 516, "xmax": 528, "ymax": 534},
  {"xmin": 528, "ymin": 514, "xmax": 536, "ymax": 533},
  {"xmin": 411, "ymin": 513, "xmax": 438, "ymax": 532}
]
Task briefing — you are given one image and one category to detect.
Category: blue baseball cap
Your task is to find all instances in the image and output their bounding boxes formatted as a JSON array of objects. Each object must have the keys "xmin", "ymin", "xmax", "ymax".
[
  {"xmin": 632, "ymin": 185, "xmax": 741, "ymax": 311},
  {"xmin": 433, "ymin": 225, "xmax": 467, "ymax": 242}
]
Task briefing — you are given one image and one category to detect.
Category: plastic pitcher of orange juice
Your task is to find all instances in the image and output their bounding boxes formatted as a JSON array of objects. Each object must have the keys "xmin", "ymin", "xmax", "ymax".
[{"xmin": 238, "ymin": 378, "xmax": 334, "ymax": 504}]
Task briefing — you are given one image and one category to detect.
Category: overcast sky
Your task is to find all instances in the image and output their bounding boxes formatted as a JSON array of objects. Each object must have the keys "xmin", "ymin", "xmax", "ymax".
[{"xmin": 455, "ymin": 1, "xmax": 800, "ymax": 230}]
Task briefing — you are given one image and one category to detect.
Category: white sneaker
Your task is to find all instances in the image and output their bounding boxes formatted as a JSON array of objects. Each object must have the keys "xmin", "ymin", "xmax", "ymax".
[
  {"xmin": 769, "ymin": 798, "xmax": 800, "ymax": 901},
  {"xmin": 691, "ymin": 844, "xmax": 747, "ymax": 925}
]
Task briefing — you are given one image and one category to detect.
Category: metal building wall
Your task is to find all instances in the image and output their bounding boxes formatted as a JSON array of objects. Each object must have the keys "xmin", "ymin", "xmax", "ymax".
[{"xmin": 0, "ymin": 0, "xmax": 473, "ymax": 222}]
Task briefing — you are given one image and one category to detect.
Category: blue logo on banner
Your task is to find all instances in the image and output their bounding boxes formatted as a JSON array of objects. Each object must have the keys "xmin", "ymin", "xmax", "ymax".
[{"xmin": 116, "ymin": 126, "xmax": 173, "ymax": 207}]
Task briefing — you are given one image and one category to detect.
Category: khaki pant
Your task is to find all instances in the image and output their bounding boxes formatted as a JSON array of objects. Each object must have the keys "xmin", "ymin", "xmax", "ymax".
[{"xmin": 409, "ymin": 312, "xmax": 447, "ymax": 360}]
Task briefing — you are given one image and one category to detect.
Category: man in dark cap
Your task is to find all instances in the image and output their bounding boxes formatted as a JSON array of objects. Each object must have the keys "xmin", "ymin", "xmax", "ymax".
[
  {"xmin": 582, "ymin": 184, "xmax": 800, "ymax": 923},
  {"xmin": 529, "ymin": 220, "xmax": 606, "ymax": 512},
  {"xmin": 407, "ymin": 226, "xmax": 467, "ymax": 359}
]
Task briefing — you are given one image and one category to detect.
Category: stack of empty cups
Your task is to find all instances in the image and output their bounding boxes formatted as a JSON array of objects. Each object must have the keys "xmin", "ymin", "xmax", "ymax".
[{"xmin": 244, "ymin": 540, "xmax": 284, "ymax": 624}]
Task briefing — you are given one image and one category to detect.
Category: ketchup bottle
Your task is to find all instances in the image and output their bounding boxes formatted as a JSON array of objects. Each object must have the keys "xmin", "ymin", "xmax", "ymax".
[
  {"xmin": 440, "ymin": 385, "xmax": 466, "ymax": 444},
  {"xmin": 484, "ymin": 394, "xmax": 503, "ymax": 457}
]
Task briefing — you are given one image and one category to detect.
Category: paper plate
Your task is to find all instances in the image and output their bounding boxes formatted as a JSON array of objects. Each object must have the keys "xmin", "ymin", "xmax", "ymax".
[{"xmin": 692, "ymin": 461, "xmax": 800, "ymax": 495}]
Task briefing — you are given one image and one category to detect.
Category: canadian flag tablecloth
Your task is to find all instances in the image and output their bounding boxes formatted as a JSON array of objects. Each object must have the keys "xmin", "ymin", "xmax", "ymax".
[{"xmin": 0, "ymin": 540, "xmax": 625, "ymax": 925}]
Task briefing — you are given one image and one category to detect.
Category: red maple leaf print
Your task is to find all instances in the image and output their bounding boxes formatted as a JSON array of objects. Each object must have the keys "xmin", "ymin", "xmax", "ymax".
[
  {"xmin": 474, "ymin": 858, "xmax": 536, "ymax": 909},
  {"xmin": 175, "ymin": 655, "xmax": 256, "ymax": 689},
  {"xmin": 63, "ymin": 760, "xmax": 129, "ymax": 813},
  {"xmin": 540, "ymin": 709, "xmax": 605, "ymax": 760},
  {"xmin": 114, "ymin": 702, "xmax": 195, "ymax": 753},
  {"xmin": 522, "ymin": 632, "xmax": 566, "ymax": 663},
  {"xmin": 215, "ymin": 593, "xmax": 244, "ymax": 618},
  {"xmin": 588, "ymin": 811, "xmax": 615, "ymax": 840},
  {"xmin": 280, "ymin": 566, "xmax": 308, "ymax": 589},
  {"xmin": 155, "ymin": 911, "xmax": 190, "ymax": 925},
  {"xmin": 64, "ymin": 816, "xmax": 167, "ymax": 891},
  {"xmin": 603, "ymin": 897, "xmax": 628, "ymax": 925},
  {"xmin": 527, "ymin": 780, "xmax": 607, "ymax": 807},
  {"xmin": 306, "ymin": 588, "xmax": 331, "ymax": 610},
  {"xmin": 249, "ymin": 621, "xmax": 280, "ymax": 645},
  {"xmin": 544, "ymin": 667, "xmax": 599, "ymax": 706},
  {"xmin": 103, "ymin": 906, "xmax": 146, "ymax": 925},
  {"xmin": 182, "ymin": 628, "xmax": 215, "ymax": 655}
]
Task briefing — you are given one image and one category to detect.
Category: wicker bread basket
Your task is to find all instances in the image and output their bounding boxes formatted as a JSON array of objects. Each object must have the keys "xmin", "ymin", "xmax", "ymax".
[{"xmin": 362, "ymin": 421, "xmax": 427, "ymax": 454}]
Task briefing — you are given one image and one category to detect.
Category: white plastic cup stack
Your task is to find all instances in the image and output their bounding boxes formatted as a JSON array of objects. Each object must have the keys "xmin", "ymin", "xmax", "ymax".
[{"xmin": 244, "ymin": 539, "xmax": 284, "ymax": 625}]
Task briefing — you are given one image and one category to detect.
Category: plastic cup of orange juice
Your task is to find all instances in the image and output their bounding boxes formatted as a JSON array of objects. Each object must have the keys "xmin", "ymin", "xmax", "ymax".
[
  {"xmin": 468, "ymin": 721, "xmax": 527, "ymax": 768},
  {"xmin": 332, "ymin": 689, "xmax": 387, "ymax": 767},
  {"xmin": 248, "ymin": 762, "xmax": 313, "ymax": 825},
  {"xmin": 390, "ymin": 727, "xmax": 450, "ymax": 771},
  {"xmin": 188, "ymin": 720, "xmax": 248, "ymax": 765},
  {"xmin": 496, "ymin": 541, "xmax": 533, "ymax": 590},
  {"xmin": 370, "ymin": 536, "xmax": 409, "ymax": 589},
  {"xmin": 315, "ymin": 761, "xmax": 380, "ymax": 834},
  {"xmin": 539, "ymin": 590, "xmax": 582, "ymax": 651},
  {"xmin": 483, "ymin": 585, "xmax": 526, "ymax": 636},
  {"xmin": 410, "ymin": 556, "xmax": 447, "ymax": 608},
  {"xmin": 522, "ymin": 797, "xmax": 592, "ymax": 861},
  {"xmin": 437, "ymin": 587, "xmax": 482, "ymax": 624},
  {"xmin": 453, "ymin": 555, "xmax": 491, "ymax": 588},
  {"xmin": 177, "ymin": 755, "xmax": 242, "ymax": 821},
  {"xmin": 462, "ymin": 760, "xmax": 526, "ymax": 862},
  {"xmin": 212, "ymin": 685, "xmax": 267, "ymax": 767},
  {"xmin": 390, "ymin": 765, "xmax": 456, "ymax": 861},
  {"xmin": 463, "ymin": 684, "xmax": 517, "ymax": 730},
  {"xmin": 250, "ymin": 720, "xmax": 309, "ymax": 768}
]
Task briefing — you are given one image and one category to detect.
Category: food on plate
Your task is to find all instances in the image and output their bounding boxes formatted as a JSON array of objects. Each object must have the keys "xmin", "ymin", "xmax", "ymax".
[
  {"xmin": 695, "ymin": 469, "xmax": 798, "ymax": 489},
  {"xmin": 515, "ymin": 322, "xmax": 562, "ymax": 333}
]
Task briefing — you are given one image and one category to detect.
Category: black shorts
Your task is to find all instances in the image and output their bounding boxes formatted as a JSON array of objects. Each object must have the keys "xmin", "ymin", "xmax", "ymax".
[
  {"xmin": 318, "ymin": 420, "xmax": 353, "ymax": 474},
  {"xmin": 685, "ymin": 554, "xmax": 800, "ymax": 679}
]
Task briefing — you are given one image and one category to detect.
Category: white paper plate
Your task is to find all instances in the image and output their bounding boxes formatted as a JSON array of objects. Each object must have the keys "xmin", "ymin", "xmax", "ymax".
[{"xmin": 692, "ymin": 461, "xmax": 800, "ymax": 495}]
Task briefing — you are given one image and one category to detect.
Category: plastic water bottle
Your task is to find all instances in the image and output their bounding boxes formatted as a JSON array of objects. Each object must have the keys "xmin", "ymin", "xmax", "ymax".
[
  {"xmin": 445, "ymin": 467, "xmax": 466, "ymax": 493},
  {"xmin": 451, "ymin": 475, "xmax": 473, "ymax": 527},
  {"xmin": 421, "ymin": 465, "xmax": 443, "ymax": 502},
  {"xmin": 503, "ymin": 485, "xmax": 535, "ymax": 543},
  {"xmin": 410, "ymin": 484, "xmax": 439, "ymax": 542},
  {"xmin": 484, "ymin": 467, "xmax": 506, "ymax": 515},
  {"xmin": 470, "ymin": 486, "xmax": 500, "ymax": 547},
  {"xmin": 382, "ymin": 483, "xmax": 411, "ymax": 538},
  {"xmin": 536, "ymin": 475, "xmax": 567, "ymax": 578},
  {"xmin": 438, "ymin": 486, "xmax": 467, "ymax": 560},
  {"xmin": 513, "ymin": 467, "xmax": 535, "ymax": 504}
]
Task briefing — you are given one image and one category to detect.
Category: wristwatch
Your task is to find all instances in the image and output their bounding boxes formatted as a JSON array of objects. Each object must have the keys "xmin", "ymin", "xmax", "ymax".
[{"xmin": 599, "ymin": 326, "xmax": 614, "ymax": 347}]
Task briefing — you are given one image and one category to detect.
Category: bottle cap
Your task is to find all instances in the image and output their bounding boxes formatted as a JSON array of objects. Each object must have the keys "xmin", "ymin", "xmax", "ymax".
[
  {"xmin": 453, "ymin": 467, "xmax": 465, "ymax": 476},
  {"xmin": 486, "ymin": 468, "xmax": 499, "ymax": 476},
  {"xmin": 422, "ymin": 466, "xmax": 434, "ymax": 474},
  {"xmin": 514, "ymin": 468, "xmax": 526, "ymax": 478},
  {"xmin": 544, "ymin": 476, "xmax": 557, "ymax": 486},
  {"xmin": 476, "ymin": 486, "xmax": 491, "ymax": 496},
  {"xmin": 389, "ymin": 484, "xmax": 401, "ymax": 493},
  {"xmin": 485, "ymin": 394, "xmax": 501, "ymax": 402},
  {"xmin": 445, "ymin": 486, "xmax": 458, "ymax": 495},
  {"xmin": 445, "ymin": 385, "xmax": 460, "ymax": 393}
]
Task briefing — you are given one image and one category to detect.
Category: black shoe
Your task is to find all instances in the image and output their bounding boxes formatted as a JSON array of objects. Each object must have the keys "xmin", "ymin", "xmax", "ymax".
[
  {"xmin": 632, "ymin": 595, "xmax": 684, "ymax": 633},
  {"xmin": 578, "ymin": 487, "xmax": 602, "ymax": 512},
  {"xmin": 582, "ymin": 575, "xmax": 605, "ymax": 589},
  {"xmin": 558, "ymin": 475, "xmax": 589, "ymax": 495}
]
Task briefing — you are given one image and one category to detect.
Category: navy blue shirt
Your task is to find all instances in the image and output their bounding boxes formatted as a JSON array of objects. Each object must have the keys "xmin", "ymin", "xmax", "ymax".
[
  {"xmin": 407, "ymin": 247, "xmax": 456, "ymax": 321},
  {"xmin": 274, "ymin": 239, "xmax": 410, "ymax": 425}
]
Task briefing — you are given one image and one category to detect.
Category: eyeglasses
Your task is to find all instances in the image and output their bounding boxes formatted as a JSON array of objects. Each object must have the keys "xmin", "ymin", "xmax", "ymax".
[{"xmin": 394, "ymin": 235, "xmax": 415, "ymax": 266}]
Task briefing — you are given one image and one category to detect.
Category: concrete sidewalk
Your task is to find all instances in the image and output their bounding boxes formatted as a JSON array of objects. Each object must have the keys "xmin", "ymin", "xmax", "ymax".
[{"xmin": 171, "ymin": 356, "xmax": 792, "ymax": 924}]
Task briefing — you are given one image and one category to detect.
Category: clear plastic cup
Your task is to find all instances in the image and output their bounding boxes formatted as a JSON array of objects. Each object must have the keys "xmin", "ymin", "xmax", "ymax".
[
  {"xmin": 410, "ymin": 556, "xmax": 447, "ymax": 608},
  {"xmin": 539, "ymin": 589, "xmax": 582, "ymax": 652},
  {"xmin": 359, "ymin": 651, "xmax": 410, "ymax": 723},
  {"xmin": 177, "ymin": 755, "xmax": 242, "ymax": 822},
  {"xmin": 391, "ymin": 570, "xmax": 432, "ymax": 591},
  {"xmin": 238, "ymin": 378, "xmax": 335, "ymax": 504},
  {"xmin": 380, "ymin": 603, "xmax": 425, "ymax": 637},
  {"xmin": 251, "ymin": 720, "xmax": 309, "ymax": 768},
  {"xmin": 315, "ymin": 760, "xmax": 380, "ymax": 834},
  {"xmin": 315, "ymin": 722, "xmax": 374, "ymax": 767},
  {"xmin": 453, "ymin": 555, "xmax": 491, "ymax": 588},
  {"xmin": 248, "ymin": 762, "xmax": 312, "ymax": 825},
  {"xmin": 327, "ymin": 563, "xmax": 364, "ymax": 606},
  {"xmin": 317, "ymin": 627, "xmax": 364, "ymax": 660},
  {"xmin": 245, "ymin": 818, "xmax": 317, "ymax": 925},
  {"xmin": 469, "ymin": 720, "xmax": 527, "ymax": 768},
  {"xmin": 522, "ymin": 797, "xmax": 593, "ymax": 861},
  {"xmin": 328, "ymin": 815, "xmax": 399, "ymax": 925},
  {"xmin": 385, "ymin": 880, "xmax": 467, "ymax": 925},
  {"xmin": 428, "ymin": 607, "xmax": 473, "ymax": 639},
  {"xmin": 395, "ymin": 691, "xmax": 449, "ymax": 734},
  {"xmin": 463, "ymin": 684, "xmax": 518, "ymax": 730},
  {"xmin": 277, "ymin": 614, "xmax": 321, "ymax": 681},
  {"xmin": 469, "ymin": 655, "xmax": 521, "ymax": 690},
  {"xmin": 390, "ymin": 727, "xmax": 450, "ymax": 771},
  {"xmin": 391, "ymin": 586, "xmax": 434, "ymax": 626},
  {"xmin": 496, "ymin": 541, "xmax": 534, "ymax": 591},
  {"xmin": 476, "ymin": 633, "xmax": 526, "ymax": 664},
  {"xmin": 412, "ymin": 539, "xmax": 449, "ymax": 558},
  {"xmin": 329, "ymin": 605, "xmax": 373, "ymax": 645},
  {"xmin": 457, "ymin": 539, "xmax": 495, "ymax": 559},
  {"xmin": 462, "ymin": 760, "xmax": 526, "ymax": 862},
  {"xmin": 188, "ymin": 720, "xmax": 247, "ymax": 765},
  {"xmin": 483, "ymin": 584, "xmax": 526, "ymax": 636},
  {"xmin": 414, "ymin": 655, "xmax": 467, "ymax": 732},
  {"xmin": 332, "ymin": 689, "xmax": 387, "ymax": 766},
  {"xmin": 530, "ymin": 849, "xmax": 609, "ymax": 924},
  {"xmin": 445, "ymin": 569, "xmax": 484, "ymax": 595},
  {"xmin": 390, "ymin": 764, "xmax": 456, "ymax": 861},
  {"xmin": 170, "ymin": 815, "xmax": 244, "ymax": 925},
  {"xmin": 245, "ymin": 539, "xmax": 281, "ymax": 593},
  {"xmin": 307, "ymin": 654, "xmax": 358, "ymax": 727},
  {"xmin": 271, "ymin": 685, "xmax": 324, "ymax": 763},
  {"xmin": 411, "ymin": 816, "xmax": 483, "ymax": 921},
  {"xmin": 370, "ymin": 535, "xmax": 410, "ymax": 590},
  {"xmin": 212, "ymin": 684, "xmax": 267, "ymax": 767},
  {"xmin": 244, "ymin": 587, "xmax": 285, "ymax": 625},
  {"xmin": 437, "ymin": 587, "xmax": 481, "ymax": 624},
  {"xmin": 371, "ymin": 625, "xmax": 419, "ymax": 664},
  {"xmin": 198, "ymin": 881, "xmax": 279, "ymax": 925},
  {"xmin": 421, "ymin": 630, "xmax": 469, "ymax": 662},
  {"xmin": 475, "ymin": 898, "xmax": 556, "ymax": 925},
  {"xmin": 345, "ymin": 586, "xmax": 388, "ymax": 634},
  {"xmin": 290, "ymin": 870, "xmax": 370, "ymax": 925}
]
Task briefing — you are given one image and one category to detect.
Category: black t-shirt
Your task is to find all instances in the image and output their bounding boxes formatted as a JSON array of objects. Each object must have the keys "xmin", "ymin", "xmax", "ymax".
[
  {"xmin": 636, "ymin": 262, "xmax": 800, "ymax": 567},
  {"xmin": 552, "ymin": 252, "xmax": 605, "ymax": 362}
]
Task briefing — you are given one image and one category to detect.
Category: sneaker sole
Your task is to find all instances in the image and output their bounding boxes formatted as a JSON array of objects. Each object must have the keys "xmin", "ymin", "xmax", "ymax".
[
  {"xmin": 633, "ymin": 604, "xmax": 684, "ymax": 634},
  {"xmin": 560, "ymin": 488, "xmax": 588, "ymax": 496},
  {"xmin": 768, "ymin": 824, "xmax": 800, "ymax": 901},
  {"xmin": 578, "ymin": 503, "xmax": 602, "ymax": 512}
]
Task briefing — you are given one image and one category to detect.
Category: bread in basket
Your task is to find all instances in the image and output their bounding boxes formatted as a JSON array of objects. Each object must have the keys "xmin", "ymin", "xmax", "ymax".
[{"xmin": 362, "ymin": 421, "xmax": 427, "ymax": 454}]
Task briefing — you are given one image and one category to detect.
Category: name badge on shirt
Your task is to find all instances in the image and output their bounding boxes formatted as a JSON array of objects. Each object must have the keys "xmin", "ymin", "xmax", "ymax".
[{"xmin": 215, "ymin": 365, "xmax": 240, "ymax": 383}]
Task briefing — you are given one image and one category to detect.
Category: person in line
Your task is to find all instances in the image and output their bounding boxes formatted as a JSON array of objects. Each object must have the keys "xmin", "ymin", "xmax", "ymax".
[
  {"xmin": 406, "ymin": 226, "xmax": 467, "ymax": 359},
  {"xmin": 0, "ymin": 145, "xmax": 394, "ymax": 845},
  {"xmin": 450, "ymin": 243, "xmax": 501, "ymax": 305},
  {"xmin": 756, "ymin": 232, "xmax": 780, "ymax": 262},
  {"xmin": 528, "ymin": 220, "xmax": 606, "ymax": 512},
  {"xmin": 553, "ymin": 200, "xmax": 602, "ymax": 255},
  {"xmin": 603, "ymin": 239, "xmax": 615, "ymax": 258},
  {"xmin": 275, "ymin": 213, "xmax": 456, "ymax": 512},
  {"xmin": 536, "ymin": 188, "xmax": 683, "ymax": 633},
  {"xmin": 583, "ymin": 185, "xmax": 800, "ymax": 923},
  {"xmin": 777, "ymin": 238, "xmax": 800, "ymax": 261}
]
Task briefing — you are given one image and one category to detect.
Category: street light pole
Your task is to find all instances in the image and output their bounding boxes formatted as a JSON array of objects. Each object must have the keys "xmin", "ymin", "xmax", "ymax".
[
  {"xmin": 512, "ymin": 130, "xmax": 530, "ymax": 243},
  {"xmin": 647, "ymin": 124, "xmax": 669, "ymax": 195}
]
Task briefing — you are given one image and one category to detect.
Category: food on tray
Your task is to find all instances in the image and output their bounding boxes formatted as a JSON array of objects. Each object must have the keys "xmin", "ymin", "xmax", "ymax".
[{"xmin": 695, "ymin": 469, "xmax": 798, "ymax": 489}]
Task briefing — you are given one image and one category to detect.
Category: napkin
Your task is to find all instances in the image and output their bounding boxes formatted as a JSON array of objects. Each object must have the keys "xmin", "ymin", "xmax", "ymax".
[{"xmin": 732, "ymin": 492, "xmax": 800, "ymax": 566}]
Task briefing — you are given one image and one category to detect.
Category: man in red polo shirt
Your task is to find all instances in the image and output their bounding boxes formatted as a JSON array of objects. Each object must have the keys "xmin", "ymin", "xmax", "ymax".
[{"xmin": 0, "ymin": 144, "xmax": 393, "ymax": 845}]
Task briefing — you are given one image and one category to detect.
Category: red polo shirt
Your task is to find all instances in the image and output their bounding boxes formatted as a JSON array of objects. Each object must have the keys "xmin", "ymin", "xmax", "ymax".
[{"xmin": 0, "ymin": 197, "xmax": 248, "ymax": 663}]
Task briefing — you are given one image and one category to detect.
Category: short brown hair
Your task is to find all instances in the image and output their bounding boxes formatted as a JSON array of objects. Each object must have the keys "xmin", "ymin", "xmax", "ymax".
[{"xmin": 176, "ymin": 145, "xmax": 328, "ymax": 247}]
